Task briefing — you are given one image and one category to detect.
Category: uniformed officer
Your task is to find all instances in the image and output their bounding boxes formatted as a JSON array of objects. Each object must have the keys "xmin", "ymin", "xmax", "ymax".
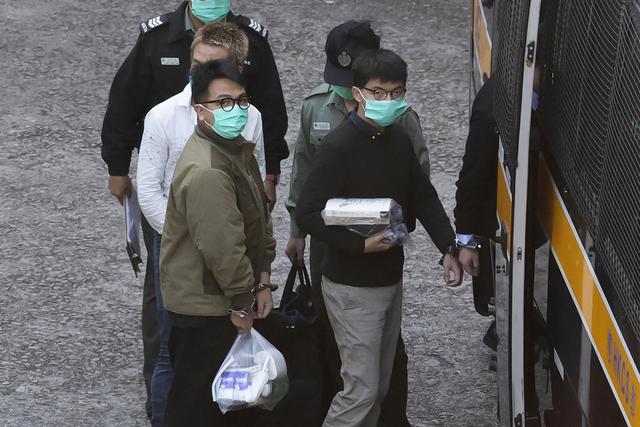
[
  {"xmin": 453, "ymin": 75, "xmax": 497, "ymax": 296},
  {"xmin": 285, "ymin": 21, "xmax": 430, "ymax": 426},
  {"xmin": 101, "ymin": 0, "xmax": 288, "ymax": 418}
]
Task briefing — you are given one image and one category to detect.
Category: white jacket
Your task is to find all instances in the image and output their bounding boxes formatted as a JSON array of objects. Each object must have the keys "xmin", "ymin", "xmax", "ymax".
[{"xmin": 137, "ymin": 83, "xmax": 265, "ymax": 234}]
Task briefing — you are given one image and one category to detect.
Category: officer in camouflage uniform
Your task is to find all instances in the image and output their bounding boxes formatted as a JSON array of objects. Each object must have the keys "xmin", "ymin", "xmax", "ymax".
[
  {"xmin": 285, "ymin": 21, "xmax": 430, "ymax": 426},
  {"xmin": 101, "ymin": 0, "xmax": 288, "ymax": 418}
]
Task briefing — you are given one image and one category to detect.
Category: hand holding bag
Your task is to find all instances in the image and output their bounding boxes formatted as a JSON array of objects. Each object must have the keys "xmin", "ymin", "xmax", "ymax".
[
  {"xmin": 278, "ymin": 262, "xmax": 317, "ymax": 327},
  {"xmin": 253, "ymin": 262, "xmax": 323, "ymax": 426}
]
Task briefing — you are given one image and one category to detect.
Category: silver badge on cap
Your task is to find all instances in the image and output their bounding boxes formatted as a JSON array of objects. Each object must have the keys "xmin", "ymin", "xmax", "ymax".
[{"xmin": 337, "ymin": 51, "xmax": 351, "ymax": 68}]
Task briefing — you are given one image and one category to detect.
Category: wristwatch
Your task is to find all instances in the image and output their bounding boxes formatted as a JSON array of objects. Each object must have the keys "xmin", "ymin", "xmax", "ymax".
[
  {"xmin": 455, "ymin": 235, "xmax": 483, "ymax": 250},
  {"xmin": 251, "ymin": 282, "xmax": 279, "ymax": 295}
]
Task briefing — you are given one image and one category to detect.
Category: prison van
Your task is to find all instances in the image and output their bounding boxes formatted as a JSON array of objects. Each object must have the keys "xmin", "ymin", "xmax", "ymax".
[{"xmin": 470, "ymin": 0, "xmax": 640, "ymax": 425}]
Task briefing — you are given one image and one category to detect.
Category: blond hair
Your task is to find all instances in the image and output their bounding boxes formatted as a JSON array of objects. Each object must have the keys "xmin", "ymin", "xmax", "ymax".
[{"xmin": 191, "ymin": 22, "xmax": 250, "ymax": 67}]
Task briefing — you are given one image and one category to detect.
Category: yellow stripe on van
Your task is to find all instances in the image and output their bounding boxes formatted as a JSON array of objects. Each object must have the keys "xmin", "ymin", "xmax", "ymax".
[
  {"xmin": 473, "ymin": 0, "xmax": 492, "ymax": 79},
  {"xmin": 537, "ymin": 154, "xmax": 639, "ymax": 426},
  {"xmin": 496, "ymin": 159, "xmax": 512, "ymax": 255}
]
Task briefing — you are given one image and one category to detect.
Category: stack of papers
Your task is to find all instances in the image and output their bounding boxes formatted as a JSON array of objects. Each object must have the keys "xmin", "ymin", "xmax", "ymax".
[
  {"xmin": 124, "ymin": 191, "xmax": 143, "ymax": 276},
  {"xmin": 323, "ymin": 198, "xmax": 394, "ymax": 226}
]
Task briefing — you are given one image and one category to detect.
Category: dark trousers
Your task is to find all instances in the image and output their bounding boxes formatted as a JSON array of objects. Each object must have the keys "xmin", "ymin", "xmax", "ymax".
[
  {"xmin": 309, "ymin": 239, "xmax": 410, "ymax": 427},
  {"xmin": 141, "ymin": 216, "xmax": 160, "ymax": 418},
  {"xmin": 165, "ymin": 315, "xmax": 265, "ymax": 426},
  {"xmin": 151, "ymin": 232, "xmax": 174, "ymax": 426}
]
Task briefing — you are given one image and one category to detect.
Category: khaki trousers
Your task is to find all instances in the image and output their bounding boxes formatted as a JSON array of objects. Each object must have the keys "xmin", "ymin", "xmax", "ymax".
[{"xmin": 321, "ymin": 276, "xmax": 402, "ymax": 427}]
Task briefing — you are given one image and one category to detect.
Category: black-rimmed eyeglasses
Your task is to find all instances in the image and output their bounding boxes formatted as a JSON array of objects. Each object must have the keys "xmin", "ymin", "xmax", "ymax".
[
  {"xmin": 361, "ymin": 86, "xmax": 407, "ymax": 101},
  {"xmin": 201, "ymin": 96, "xmax": 251, "ymax": 111}
]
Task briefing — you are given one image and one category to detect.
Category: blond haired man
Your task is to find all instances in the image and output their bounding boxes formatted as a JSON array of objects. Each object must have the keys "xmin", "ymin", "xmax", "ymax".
[{"xmin": 136, "ymin": 22, "xmax": 264, "ymax": 426}]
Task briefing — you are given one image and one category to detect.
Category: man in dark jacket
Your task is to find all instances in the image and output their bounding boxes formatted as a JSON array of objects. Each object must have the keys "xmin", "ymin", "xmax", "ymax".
[
  {"xmin": 453, "ymin": 76, "xmax": 498, "ymax": 316},
  {"xmin": 285, "ymin": 21, "xmax": 429, "ymax": 424},
  {"xmin": 296, "ymin": 49, "xmax": 462, "ymax": 427}
]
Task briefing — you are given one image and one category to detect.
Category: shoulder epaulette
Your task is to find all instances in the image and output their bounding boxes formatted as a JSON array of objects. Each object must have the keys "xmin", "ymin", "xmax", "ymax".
[
  {"xmin": 235, "ymin": 15, "xmax": 269, "ymax": 39},
  {"xmin": 139, "ymin": 13, "xmax": 170, "ymax": 34},
  {"xmin": 305, "ymin": 84, "xmax": 332, "ymax": 100}
]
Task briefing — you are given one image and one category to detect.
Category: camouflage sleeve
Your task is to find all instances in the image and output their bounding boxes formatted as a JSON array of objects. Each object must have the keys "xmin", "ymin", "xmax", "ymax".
[{"xmin": 285, "ymin": 100, "xmax": 315, "ymax": 239}]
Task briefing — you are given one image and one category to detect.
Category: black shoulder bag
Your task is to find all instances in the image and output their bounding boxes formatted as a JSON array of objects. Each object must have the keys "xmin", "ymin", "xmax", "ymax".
[{"xmin": 255, "ymin": 262, "xmax": 323, "ymax": 427}]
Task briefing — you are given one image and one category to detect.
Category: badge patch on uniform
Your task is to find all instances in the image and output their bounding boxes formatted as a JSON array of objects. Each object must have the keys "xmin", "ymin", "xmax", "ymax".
[
  {"xmin": 248, "ymin": 18, "xmax": 269, "ymax": 38},
  {"xmin": 161, "ymin": 57, "xmax": 180, "ymax": 66},
  {"xmin": 313, "ymin": 122, "xmax": 331, "ymax": 131},
  {"xmin": 139, "ymin": 14, "xmax": 169, "ymax": 34}
]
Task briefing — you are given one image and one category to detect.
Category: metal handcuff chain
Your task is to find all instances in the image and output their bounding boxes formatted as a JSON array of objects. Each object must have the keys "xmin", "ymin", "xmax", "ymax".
[{"xmin": 227, "ymin": 283, "xmax": 279, "ymax": 318}]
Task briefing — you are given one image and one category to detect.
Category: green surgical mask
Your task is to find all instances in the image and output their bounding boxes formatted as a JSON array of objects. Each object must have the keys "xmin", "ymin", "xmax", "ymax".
[
  {"xmin": 357, "ymin": 88, "xmax": 408, "ymax": 127},
  {"xmin": 332, "ymin": 85, "xmax": 354, "ymax": 100},
  {"xmin": 191, "ymin": 0, "xmax": 230, "ymax": 23},
  {"xmin": 201, "ymin": 105, "xmax": 248, "ymax": 139}
]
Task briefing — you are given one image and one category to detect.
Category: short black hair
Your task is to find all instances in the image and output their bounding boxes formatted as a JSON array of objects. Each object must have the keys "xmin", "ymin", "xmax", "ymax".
[
  {"xmin": 352, "ymin": 49, "xmax": 408, "ymax": 88},
  {"xmin": 190, "ymin": 59, "xmax": 246, "ymax": 104}
]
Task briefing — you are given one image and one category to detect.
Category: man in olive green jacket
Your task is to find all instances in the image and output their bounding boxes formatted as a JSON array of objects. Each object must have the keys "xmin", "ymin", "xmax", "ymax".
[{"xmin": 160, "ymin": 59, "xmax": 276, "ymax": 426}]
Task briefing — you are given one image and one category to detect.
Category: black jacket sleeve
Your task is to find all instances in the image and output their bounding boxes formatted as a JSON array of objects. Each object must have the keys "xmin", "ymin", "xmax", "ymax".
[
  {"xmin": 243, "ymin": 35, "xmax": 289, "ymax": 175},
  {"xmin": 101, "ymin": 36, "xmax": 152, "ymax": 176},
  {"xmin": 453, "ymin": 77, "xmax": 499, "ymax": 237},
  {"xmin": 411, "ymin": 152, "xmax": 455, "ymax": 254},
  {"xmin": 295, "ymin": 144, "xmax": 365, "ymax": 256}
]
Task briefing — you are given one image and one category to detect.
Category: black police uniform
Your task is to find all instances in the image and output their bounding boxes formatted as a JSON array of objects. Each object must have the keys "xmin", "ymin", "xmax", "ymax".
[
  {"xmin": 453, "ymin": 76, "xmax": 498, "ymax": 318},
  {"xmin": 101, "ymin": 1, "xmax": 289, "ymax": 176},
  {"xmin": 100, "ymin": 1, "xmax": 289, "ymax": 417},
  {"xmin": 454, "ymin": 76, "xmax": 498, "ymax": 240}
]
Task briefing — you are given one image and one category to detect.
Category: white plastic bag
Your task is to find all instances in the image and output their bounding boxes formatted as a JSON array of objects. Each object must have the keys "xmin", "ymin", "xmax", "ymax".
[{"xmin": 212, "ymin": 328, "xmax": 288, "ymax": 414}]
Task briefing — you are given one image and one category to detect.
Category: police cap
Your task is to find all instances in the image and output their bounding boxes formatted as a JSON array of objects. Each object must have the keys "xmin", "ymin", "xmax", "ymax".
[{"xmin": 323, "ymin": 20, "xmax": 381, "ymax": 87}]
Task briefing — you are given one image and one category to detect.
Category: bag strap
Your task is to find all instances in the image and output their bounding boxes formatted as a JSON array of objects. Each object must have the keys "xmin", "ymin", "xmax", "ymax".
[
  {"xmin": 297, "ymin": 263, "xmax": 311, "ymax": 289},
  {"xmin": 281, "ymin": 262, "xmax": 312, "ymax": 303},
  {"xmin": 281, "ymin": 263, "xmax": 299, "ymax": 305}
]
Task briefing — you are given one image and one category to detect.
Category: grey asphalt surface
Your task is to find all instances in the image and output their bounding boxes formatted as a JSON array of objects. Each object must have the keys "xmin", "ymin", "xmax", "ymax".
[{"xmin": 0, "ymin": 0, "xmax": 497, "ymax": 425}]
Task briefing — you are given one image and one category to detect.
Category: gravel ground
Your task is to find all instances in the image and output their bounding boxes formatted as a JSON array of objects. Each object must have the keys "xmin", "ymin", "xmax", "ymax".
[{"xmin": 0, "ymin": 0, "xmax": 496, "ymax": 425}]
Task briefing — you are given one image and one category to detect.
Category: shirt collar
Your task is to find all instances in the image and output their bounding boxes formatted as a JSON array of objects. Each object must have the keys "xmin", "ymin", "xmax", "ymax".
[
  {"xmin": 177, "ymin": 83, "xmax": 198, "ymax": 124},
  {"xmin": 326, "ymin": 87, "xmax": 348, "ymax": 114},
  {"xmin": 348, "ymin": 111, "xmax": 383, "ymax": 140},
  {"xmin": 167, "ymin": 2, "xmax": 193, "ymax": 43},
  {"xmin": 184, "ymin": 4, "xmax": 195, "ymax": 33},
  {"xmin": 195, "ymin": 121, "xmax": 246, "ymax": 154},
  {"xmin": 177, "ymin": 83, "xmax": 192, "ymax": 107}
]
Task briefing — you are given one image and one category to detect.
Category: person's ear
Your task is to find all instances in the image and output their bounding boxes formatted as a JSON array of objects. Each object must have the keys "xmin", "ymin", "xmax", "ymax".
[
  {"xmin": 194, "ymin": 104, "xmax": 207, "ymax": 122},
  {"xmin": 352, "ymin": 86, "xmax": 363, "ymax": 103}
]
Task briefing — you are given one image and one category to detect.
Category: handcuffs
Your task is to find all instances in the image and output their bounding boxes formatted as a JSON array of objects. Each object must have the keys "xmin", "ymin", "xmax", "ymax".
[
  {"xmin": 455, "ymin": 235, "xmax": 484, "ymax": 251},
  {"xmin": 440, "ymin": 235, "xmax": 485, "ymax": 265},
  {"xmin": 227, "ymin": 283, "xmax": 279, "ymax": 318},
  {"xmin": 251, "ymin": 282, "xmax": 279, "ymax": 295}
]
